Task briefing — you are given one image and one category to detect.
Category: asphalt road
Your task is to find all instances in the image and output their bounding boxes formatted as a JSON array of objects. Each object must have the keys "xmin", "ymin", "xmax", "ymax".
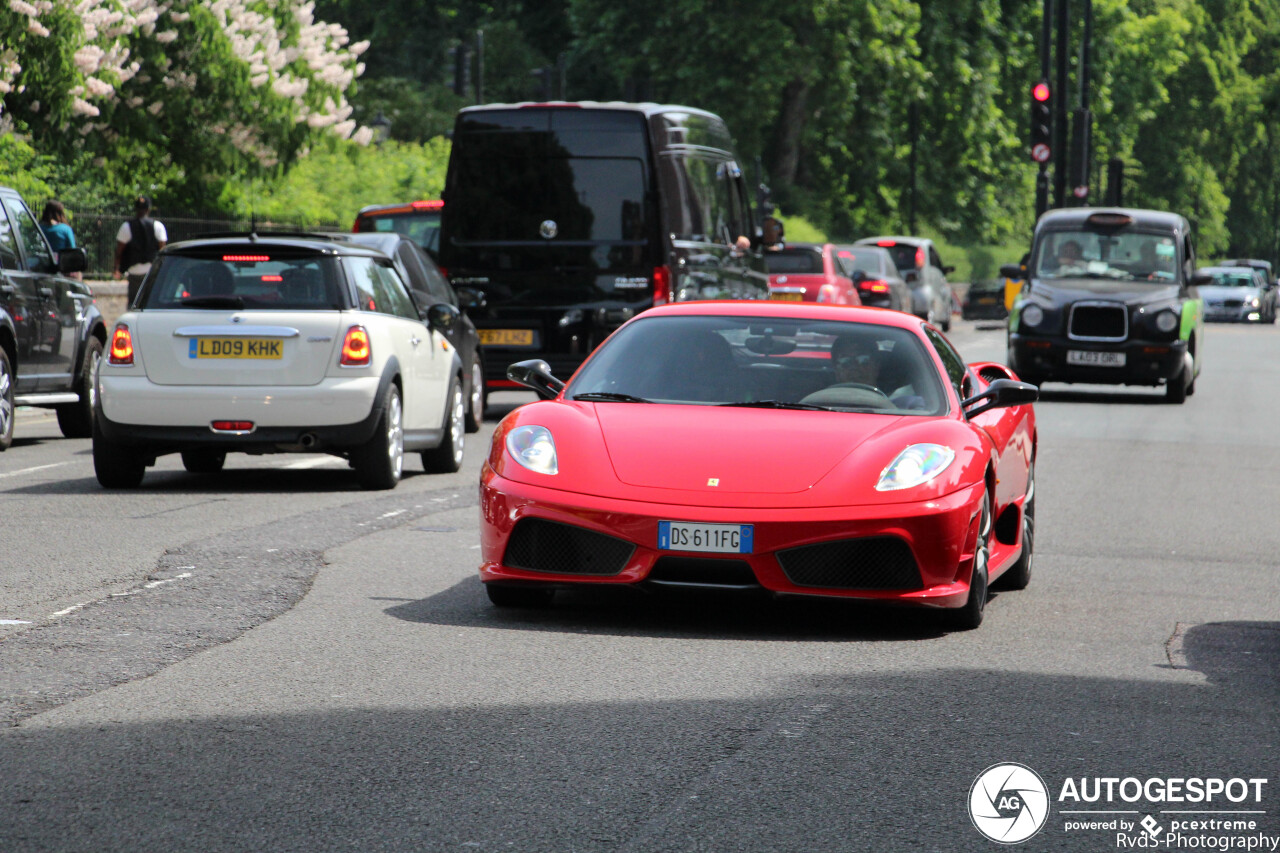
[{"xmin": 1, "ymin": 319, "xmax": 1278, "ymax": 852}]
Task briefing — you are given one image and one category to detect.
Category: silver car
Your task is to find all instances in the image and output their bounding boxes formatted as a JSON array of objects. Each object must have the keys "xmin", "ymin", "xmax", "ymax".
[
  {"xmin": 852, "ymin": 236, "xmax": 955, "ymax": 330},
  {"xmin": 1198, "ymin": 265, "xmax": 1278, "ymax": 323}
]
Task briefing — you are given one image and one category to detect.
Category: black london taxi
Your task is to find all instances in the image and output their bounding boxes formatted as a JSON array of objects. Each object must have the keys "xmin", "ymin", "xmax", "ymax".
[
  {"xmin": 1002, "ymin": 208, "xmax": 1206, "ymax": 403},
  {"xmin": 438, "ymin": 102, "xmax": 769, "ymax": 388},
  {"xmin": 0, "ymin": 186, "xmax": 103, "ymax": 448}
]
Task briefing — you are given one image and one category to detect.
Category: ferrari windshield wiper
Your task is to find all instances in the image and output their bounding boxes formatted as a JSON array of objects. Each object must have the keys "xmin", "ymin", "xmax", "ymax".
[
  {"xmin": 572, "ymin": 392, "xmax": 653, "ymax": 403},
  {"xmin": 718, "ymin": 399, "xmax": 833, "ymax": 411},
  {"xmin": 180, "ymin": 296, "xmax": 246, "ymax": 309}
]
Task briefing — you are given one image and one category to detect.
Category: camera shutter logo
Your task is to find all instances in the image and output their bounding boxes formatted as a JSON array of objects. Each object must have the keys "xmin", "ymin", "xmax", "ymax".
[{"xmin": 969, "ymin": 763, "xmax": 1050, "ymax": 844}]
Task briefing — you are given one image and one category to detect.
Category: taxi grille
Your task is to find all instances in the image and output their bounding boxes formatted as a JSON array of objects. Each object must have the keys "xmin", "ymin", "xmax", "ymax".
[
  {"xmin": 504, "ymin": 518, "xmax": 635, "ymax": 576},
  {"xmin": 1069, "ymin": 303, "xmax": 1127, "ymax": 340},
  {"xmin": 776, "ymin": 537, "xmax": 922, "ymax": 590}
]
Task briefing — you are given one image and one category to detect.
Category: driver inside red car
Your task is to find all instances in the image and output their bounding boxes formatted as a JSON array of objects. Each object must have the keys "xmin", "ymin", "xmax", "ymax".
[{"xmin": 803, "ymin": 333, "xmax": 928, "ymax": 410}]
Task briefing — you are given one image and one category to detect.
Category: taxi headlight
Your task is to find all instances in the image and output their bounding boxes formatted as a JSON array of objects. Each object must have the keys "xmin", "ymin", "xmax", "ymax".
[
  {"xmin": 506, "ymin": 425, "xmax": 558, "ymax": 475},
  {"xmin": 1154, "ymin": 310, "xmax": 1179, "ymax": 333},
  {"xmin": 1021, "ymin": 304, "xmax": 1044, "ymax": 329},
  {"xmin": 876, "ymin": 444, "xmax": 956, "ymax": 491}
]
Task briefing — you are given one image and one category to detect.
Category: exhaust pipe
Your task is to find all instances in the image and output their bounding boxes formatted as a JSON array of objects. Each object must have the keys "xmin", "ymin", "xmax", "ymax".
[{"xmin": 299, "ymin": 432, "xmax": 319, "ymax": 450}]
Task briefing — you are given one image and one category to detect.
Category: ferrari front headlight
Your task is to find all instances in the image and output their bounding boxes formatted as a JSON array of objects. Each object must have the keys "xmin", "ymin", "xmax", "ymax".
[
  {"xmin": 506, "ymin": 425, "xmax": 558, "ymax": 475},
  {"xmin": 876, "ymin": 444, "xmax": 956, "ymax": 491}
]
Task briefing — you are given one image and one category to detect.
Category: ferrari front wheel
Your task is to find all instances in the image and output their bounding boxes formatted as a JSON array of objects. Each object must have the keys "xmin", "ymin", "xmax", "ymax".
[{"xmin": 942, "ymin": 491, "xmax": 990, "ymax": 631}]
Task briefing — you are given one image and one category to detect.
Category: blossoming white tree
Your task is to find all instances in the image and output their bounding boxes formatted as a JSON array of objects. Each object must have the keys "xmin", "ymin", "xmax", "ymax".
[{"xmin": 0, "ymin": 0, "xmax": 370, "ymax": 203}]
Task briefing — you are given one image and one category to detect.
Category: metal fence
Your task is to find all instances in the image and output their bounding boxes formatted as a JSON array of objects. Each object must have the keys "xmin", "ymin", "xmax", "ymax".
[{"xmin": 72, "ymin": 210, "xmax": 345, "ymax": 276}]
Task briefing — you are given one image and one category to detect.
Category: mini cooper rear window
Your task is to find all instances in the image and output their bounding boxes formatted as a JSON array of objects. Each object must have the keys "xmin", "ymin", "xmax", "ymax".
[{"xmin": 143, "ymin": 254, "xmax": 344, "ymax": 310}]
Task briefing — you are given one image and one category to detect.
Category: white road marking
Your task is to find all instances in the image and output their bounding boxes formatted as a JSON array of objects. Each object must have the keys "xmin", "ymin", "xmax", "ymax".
[
  {"xmin": 0, "ymin": 462, "xmax": 72, "ymax": 479},
  {"xmin": 0, "ymin": 619, "xmax": 32, "ymax": 625},
  {"xmin": 50, "ymin": 603, "xmax": 88, "ymax": 618},
  {"xmin": 143, "ymin": 572, "xmax": 192, "ymax": 589},
  {"xmin": 380, "ymin": 510, "xmax": 405, "ymax": 519}
]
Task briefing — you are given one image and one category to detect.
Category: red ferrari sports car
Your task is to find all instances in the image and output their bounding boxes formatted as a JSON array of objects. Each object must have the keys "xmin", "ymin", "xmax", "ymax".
[{"xmin": 480, "ymin": 302, "xmax": 1038, "ymax": 629}]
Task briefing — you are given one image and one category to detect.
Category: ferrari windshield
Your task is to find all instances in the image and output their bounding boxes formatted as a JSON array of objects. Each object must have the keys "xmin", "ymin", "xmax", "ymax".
[
  {"xmin": 1033, "ymin": 229, "xmax": 1180, "ymax": 282},
  {"xmin": 568, "ymin": 315, "xmax": 946, "ymax": 415}
]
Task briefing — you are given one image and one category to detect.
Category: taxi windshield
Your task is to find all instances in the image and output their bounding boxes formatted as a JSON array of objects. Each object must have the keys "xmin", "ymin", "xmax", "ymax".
[
  {"xmin": 567, "ymin": 315, "xmax": 946, "ymax": 415},
  {"xmin": 1034, "ymin": 229, "xmax": 1180, "ymax": 283}
]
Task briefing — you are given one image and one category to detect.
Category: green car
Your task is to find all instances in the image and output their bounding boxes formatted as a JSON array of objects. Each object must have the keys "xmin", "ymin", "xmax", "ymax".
[{"xmin": 1002, "ymin": 207, "xmax": 1206, "ymax": 403}]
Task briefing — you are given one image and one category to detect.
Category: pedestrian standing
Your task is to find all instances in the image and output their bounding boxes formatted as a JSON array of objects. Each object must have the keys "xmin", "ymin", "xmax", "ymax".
[
  {"xmin": 39, "ymin": 200, "xmax": 80, "ymax": 278},
  {"xmin": 113, "ymin": 195, "xmax": 167, "ymax": 304}
]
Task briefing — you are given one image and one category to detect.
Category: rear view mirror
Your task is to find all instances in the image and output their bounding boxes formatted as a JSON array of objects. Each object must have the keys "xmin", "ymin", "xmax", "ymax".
[
  {"xmin": 1000, "ymin": 263, "xmax": 1025, "ymax": 280},
  {"xmin": 942, "ymin": 265, "xmax": 956, "ymax": 275},
  {"xmin": 508, "ymin": 359, "xmax": 565, "ymax": 400},
  {"xmin": 1190, "ymin": 272, "xmax": 1214, "ymax": 287},
  {"xmin": 454, "ymin": 285, "xmax": 486, "ymax": 312},
  {"xmin": 58, "ymin": 247, "xmax": 87, "ymax": 275},
  {"xmin": 961, "ymin": 378, "xmax": 1038, "ymax": 418}
]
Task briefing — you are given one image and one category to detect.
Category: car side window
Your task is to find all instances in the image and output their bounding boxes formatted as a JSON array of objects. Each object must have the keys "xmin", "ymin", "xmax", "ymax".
[
  {"xmin": 404, "ymin": 243, "xmax": 456, "ymax": 306},
  {"xmin": 929, "ymin": 247, "xmax": 944, "ymax": 271},
  {"xmin": 2, "ymin": 197, "xmax": 54, "ymax": 272},
  {"xmin": 924, "ymin": 327, "xmax": 965, "ymax": 394},
  {"xmin": 0, "ymin": 205, "xmax": 19, "ymax": 270},
  {"xmin": 373, "ymin": 262, "xmax": 420, "ymax": 321},
  {"xmin": 347, "ymin": 257, "xmax": 381, "ymax": 313}
]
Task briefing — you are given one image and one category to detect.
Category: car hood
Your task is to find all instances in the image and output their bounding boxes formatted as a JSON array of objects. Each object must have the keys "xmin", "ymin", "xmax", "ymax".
[
  {"xmin": 1199, "ymin": 285, "xmax": 1261, "ymax": 300},
  {"xmin": 487, "ymin": 401, "xmax": 992, "ymax": 509},
  {"xmin": 1029, "ymin": 278, "xmax": 1180, "ymax": 305}
]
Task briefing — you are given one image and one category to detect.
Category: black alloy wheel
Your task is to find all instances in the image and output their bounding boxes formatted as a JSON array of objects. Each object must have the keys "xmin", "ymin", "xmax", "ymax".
[
  {"xmin": 465, "ymin": 355, "xmax": 486, "ymax": 433},
  {"xmin": 0, "ymin": 347, "xmax": 13, "ymax": 451},
  {"xmin": 942, "ymin": 491, "xmax": 991, "ymax": 631},
  {"xmin": 56, "ymin": 336, "xmax": 104, "ymax": 439}
]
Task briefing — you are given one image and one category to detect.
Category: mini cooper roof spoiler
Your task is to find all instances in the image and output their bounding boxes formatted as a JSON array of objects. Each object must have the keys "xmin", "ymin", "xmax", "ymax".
[{"xmin": 1085, "ymin": 212, "xmax": 1133, "ymax": 228}]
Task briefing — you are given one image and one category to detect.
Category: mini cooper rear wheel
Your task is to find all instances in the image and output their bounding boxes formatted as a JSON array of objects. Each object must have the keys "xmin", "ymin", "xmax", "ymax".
[
  {"xmin": 996, "ymin": 461, "xmax": 1034, "ymax": 591},
  {"xmin": 92, "ymin": 418, "xmax": 146, "ymax": 488},
  {"xmin": 486, "ymin": 584, "xmax": 555, "ymax": 608},
  {"xmin": 465, "ymin": 355, "xmax": 486, "ymax": 433},
  {"xmin": 353, "ymin": 383, "xmax": 404, "ymax": 490},
  {"xmin": 55, "ymin": 336, "xmax": 103, "ymax": 439},
  {"xmin": 942, "ymin": 491, "xmax": 990, "ymax": 631},
  {"xmin": 181, "ymin": 450, "xmax": 226, "ymax": 474},
  {"xmin": 422, "ymin": 378, "xmax": 465, "ymax": 473}
]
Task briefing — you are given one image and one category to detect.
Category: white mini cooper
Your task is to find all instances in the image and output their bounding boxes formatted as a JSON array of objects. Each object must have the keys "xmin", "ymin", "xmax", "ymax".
[{"xmin": 93, "ymin": 234, "xmax": 466, "ymax": 489}]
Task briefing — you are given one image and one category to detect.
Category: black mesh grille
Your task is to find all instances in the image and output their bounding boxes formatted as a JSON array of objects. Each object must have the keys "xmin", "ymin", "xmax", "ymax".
[
  {"xmin": 776, "ymin": 537, "xmax": 922, "ymax": 590},
  {"xmin": 504, "ymin": 518, "xmax": 635, "ymax": 576},
  {"xmin": 648, "ymin": 558, "xmax": 759, "ymax": 586},
  {"xmin": 979, "ymin": 366, "xmax": 1010, "ymax": 384},
  {"xmin": 1070, "ymin": 304, "xmax": 1126, "ymax": 339},
  {"xmin": 1223, "ymin": 298, "xmax": 1244, "ymax": 308}
]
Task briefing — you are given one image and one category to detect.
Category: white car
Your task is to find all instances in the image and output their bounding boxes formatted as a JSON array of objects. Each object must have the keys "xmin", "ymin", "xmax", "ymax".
[{"xmin": 93, "ymin": 235, "xmax": 467, "ymax": 489}]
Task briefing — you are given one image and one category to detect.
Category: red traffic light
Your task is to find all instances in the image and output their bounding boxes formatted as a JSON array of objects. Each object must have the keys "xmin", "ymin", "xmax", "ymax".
[{"xmin": 1032, "ymin": 81, "xmax": 1051, "ymax": 102}]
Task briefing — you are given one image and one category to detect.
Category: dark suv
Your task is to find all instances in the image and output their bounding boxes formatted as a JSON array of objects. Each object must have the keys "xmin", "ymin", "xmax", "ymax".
[{"xmin": 0, "ymin": 187, "xmax": 104, "ymax": 449}]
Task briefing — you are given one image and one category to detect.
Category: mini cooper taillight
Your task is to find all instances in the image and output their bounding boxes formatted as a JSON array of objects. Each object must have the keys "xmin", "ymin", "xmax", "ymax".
[
  {"xmin": 109, "ymin": 324, "xmax": 134, "ymax": 364},
  {"xmin": 340, "ymin": 325, "xmax": 371, "ymax": 366}
]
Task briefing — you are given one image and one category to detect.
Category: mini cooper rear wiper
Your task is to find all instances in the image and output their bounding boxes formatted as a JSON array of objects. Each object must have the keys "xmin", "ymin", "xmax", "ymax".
[
  {"xmin": 180, "ymin": 296, "xmax": 246, "ymax": 309},
  {"xmin": 718, "ymin": 399, "xmax": 833, "ymax": 411},
  {"xmin": 572, "ymin": 392, "xmax": 653, "ymax": 403}
]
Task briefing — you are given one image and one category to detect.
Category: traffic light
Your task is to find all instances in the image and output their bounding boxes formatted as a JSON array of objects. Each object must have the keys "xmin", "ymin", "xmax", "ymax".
[{"xmin": 1029, "ymin": 80, "xmax": 1052, "ymax": 163}]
